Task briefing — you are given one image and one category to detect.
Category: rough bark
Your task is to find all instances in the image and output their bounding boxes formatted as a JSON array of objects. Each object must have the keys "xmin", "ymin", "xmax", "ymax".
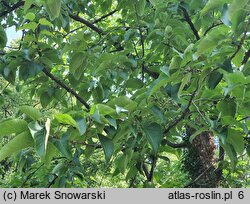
[{"xmin": 182, "ymin": 128, "xmax": 219, "ymax": 187}]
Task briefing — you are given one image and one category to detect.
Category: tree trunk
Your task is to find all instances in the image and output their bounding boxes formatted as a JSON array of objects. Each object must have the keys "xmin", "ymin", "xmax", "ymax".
[{"xmin": 182, "ymin": 128, "xmax": 221, "ymax": 187}]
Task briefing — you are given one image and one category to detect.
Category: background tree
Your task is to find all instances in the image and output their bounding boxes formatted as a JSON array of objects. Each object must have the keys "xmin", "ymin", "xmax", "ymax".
[{"xmin": 0, "ymin": 0, "xmax": 250, "ymax": 187}]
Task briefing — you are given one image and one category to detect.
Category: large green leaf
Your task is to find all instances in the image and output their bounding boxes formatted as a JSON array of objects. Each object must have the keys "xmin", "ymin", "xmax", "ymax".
[
  {"xmin": 76, "ymin": 118, "xmax": 87, "ymax": 136},
  {"xmin": 143, "ymin": 123, "xmax": 163, "ymax": 156},
  {"xmin": 45, "ymin": 0, "xmax": 62, "ymax": 20},
  {"xmin": 53, "ymin": 132, "xmax": 72, "ymax": 159},
  {"xmin": 0, "ymin": 131, "xmax": 34, "ymax": 162},
  {"xmin": 0, "ymin": 119, "xmax": 28, "ymax": 138},
  {"xmin": 98, "ymin": 134, "xmax": 114, "ymax": 162},
  {"xmin": 107, "ymin": 96, "xmax": 137, "ymax": 112},
  {"xmin": 221, "ymin": 142, "xmax": 237, "ymax": 169},
  {"xmin": 24, "ymin": 0, "xmax": 33, "ymax": 13},
  {"xmin": 40, "ymin": 91, "xmax": 53, "ymax": 108},
  {"xmin": 45, "ymin": 142, "xmax": 59, "ymax": 166},
  {"xmin": 19, "ymin": 105, "xmax": 41, "ymax": 121},
  {"xmin": 196, "ymin": 26, "xmax": 229, "ymax": 55},
  {"xmin": 124, "ymin": 78, "xmax": 143, "ymax": 89},
  {"xmin": 207, "ymin": 71, "xmax": 223, "ymax": 89},
  {"xmin": 28, "ymin": 121, "xmax": 47, "ymax": 158},
  {"xmin": 227, "ymin": 128, "xmax": 244, "ymax": 155},
  {"xmin": 217, "ymin": 99, "xmax": 237, "ymax": 117},
  {"xmin": 96, "ymin": 104, "xmax": 116, "ymax": 116},
  {"xmin": 19, "ymin": 61, "xmax": 44, "ymax": 81},
  {"xmin": 116, "ymin": 154, "xmax": 128, "ymax": 174},
  {"xmin": 147, "ymin": 75, "xmax": 169, "ymax": 97},
  {"xmin": 55, "ymin": 114, "xmax": 78, "ymax": 127},
  {"xmin": 69, "ymin": 52, "xmax": 86, "ymax": 79},
  {"xmin": 112, "ymin": 126, "xmax": 131, "ymax": 143}
]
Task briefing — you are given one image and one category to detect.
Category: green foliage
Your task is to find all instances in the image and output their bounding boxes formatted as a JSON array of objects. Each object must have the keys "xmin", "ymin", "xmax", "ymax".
[
  {"xmin": 0, "ymin": 119, "xmax": 28, "ymax": 137},
  {"xmin": 98, "ymin": 134, "xmax": 114, "ymax": 162},
  {"xmin": 143, "ymin": 123, "xmax": 163, "ymax": 156},
  {"xmin": 19, "ymin": 106, "xmax": 41, "ymax": 121},
  {"xmin": 0, "ymin": 131, "xmax": 34, "ymax": 162}
]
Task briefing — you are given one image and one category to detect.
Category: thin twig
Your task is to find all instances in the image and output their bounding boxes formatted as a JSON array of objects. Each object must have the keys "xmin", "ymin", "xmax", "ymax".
[
  {"xmin": 69, "ymin": 13, "xmax": 104, "ymax": 35},
  {"xmin": 63, "ymin": 10, "xmax": 117, "ymax": 38},
  {"xmin": 164, "ymin": 89, "xmax": 197, "ymax": 135},
  {"xmin": 92, "ymin": 10, "xmax": 118, "ymax": 24},
  {"xmin": 242, "ymin": 48, "xmax": 250, "ymax": 65},
  {"xmin": 203, "ymin": 22, "xmax": 223, "ymax": 36},
  {"xmin": 0, "ymin": 0, "xmax": 24, "ymax": 18},
  {"xmin": 148, "ymin": 156, "xmax": 157, "ymax": 182},
  {"xmin": 21, "ymin": 163, "xmax": 44, "ymax": 187},
  {"xmin": 42, "ymin": 68, "xmax": 90, "ymax": 110},
  {"xmin": 192, "ymin": 101, "xmax": 209, "ymax": 125}
]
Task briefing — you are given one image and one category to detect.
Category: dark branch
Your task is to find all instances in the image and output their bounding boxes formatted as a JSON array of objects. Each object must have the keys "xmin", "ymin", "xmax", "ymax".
[
  {"xmin": 69, "ymin": 13, "xmax": 104, "ymax": 35},
  {"xmin": 203, "ymin": 22, "xmax": 223, "ymax": 36},
  {"xmin": 148, "ymin": 156, "xmax": 157, "ymax": 182},
  {"xmin": 143, "ymin": 65, "xmax": 159, "ymax": 79},
  {"xmin": 0, "ymin": 0, "xmax": 24, "ymax": 18},
  {"xmin": 164, "ymin": 139, "xmax": 188, "ymax": 148},
  {"xmin": 64, "ymin": 10, "xmax": 117, "ymax": 38},
  {"xmin": 42, "ymin": 68, "xmax": 90, "ymax": 110},
  {"xmin": 242, "ymin": 48, "xmax": 250, "ymax": 65},
  {"xmin": 63, "ymin": 26, "xmax": 84, "ymax": 38},
  {"xmin": 21, "ymin": 163, "xmax": 44, "ymax": 187},
  {"xmin": 47, "ymin": 174, "xmax": 58, "ymax": 188},
  {"xmin": 92, "ymin": 9, "xmax": 118, "ymax": 24},
  {"xmin": 164, "ymin": 90, "xmax": 197, "ymax": 135},
  {"xmin": 180, "ymin": 6, "xmax": 200, "ymax": 41},
  {"xmin": 142, "ymin": 163, "xmax": 150, "ymax": 180}
]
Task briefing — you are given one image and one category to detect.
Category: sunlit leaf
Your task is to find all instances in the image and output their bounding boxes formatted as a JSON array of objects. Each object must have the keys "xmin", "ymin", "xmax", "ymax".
[
  {"xmin": 0, "ymin": 131, "xmax": 34, "ymax": 162},
  {"xmin": 0, "ymin": 119, "xmax": 28, "ymax": 138}
]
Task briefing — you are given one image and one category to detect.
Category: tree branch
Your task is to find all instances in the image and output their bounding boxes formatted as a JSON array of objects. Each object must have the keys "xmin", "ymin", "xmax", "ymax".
[
  {"xmin": 21, "ymin": 163, "xmax": 44, "ymax": 187},
  {"xmin": 42, "ymin": 68, "xmax": 90, "ymax": 110},
  {"xmin": 142, "ymin": 163, "xmax": 150, "ymax": 180},
  {"xmin": 242, "ymin": 48, "xmax": 250, "ymax": 65},
  {"xmin": 162, "ymin": 89, "xmax": 197, "ymax": 149},
  {"xmin": 0, "ymin": 0, "xmax": 24, "ymax": 18},
  {"xmin": 92, "ymin": 9, "xmax": 118, "ymax": 24},
  {"xmin": 203, "ymin": 22, "xmax": 223, "ymax": 36},
  {"xmin": 69, "ymin": 13, "xmax": 105, "ymax": 35},
  {"xmin": 164, "ymin": 90, "xmax": 197, "ymax": 135},
  {"xmin": 64, "ymin": 10, "xmax": 117, "ymax": 38},
  {"xmin": 148, "ymin": 156, "xmax": 157, "ymax": 182},
  {"xmin": 163, "ymin": 139, "xmax": 188, "ymax": 148},
  {"xmin": 143, "ymin": 65, "xmax": 159, "ymax": 79},
  {"xmin": 47, "ymin": 174, "xmax": 58, "ymax": 188},
  {"xmin": 179, "ymin": 6, "xmax": 200, "ymax": 41}
]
